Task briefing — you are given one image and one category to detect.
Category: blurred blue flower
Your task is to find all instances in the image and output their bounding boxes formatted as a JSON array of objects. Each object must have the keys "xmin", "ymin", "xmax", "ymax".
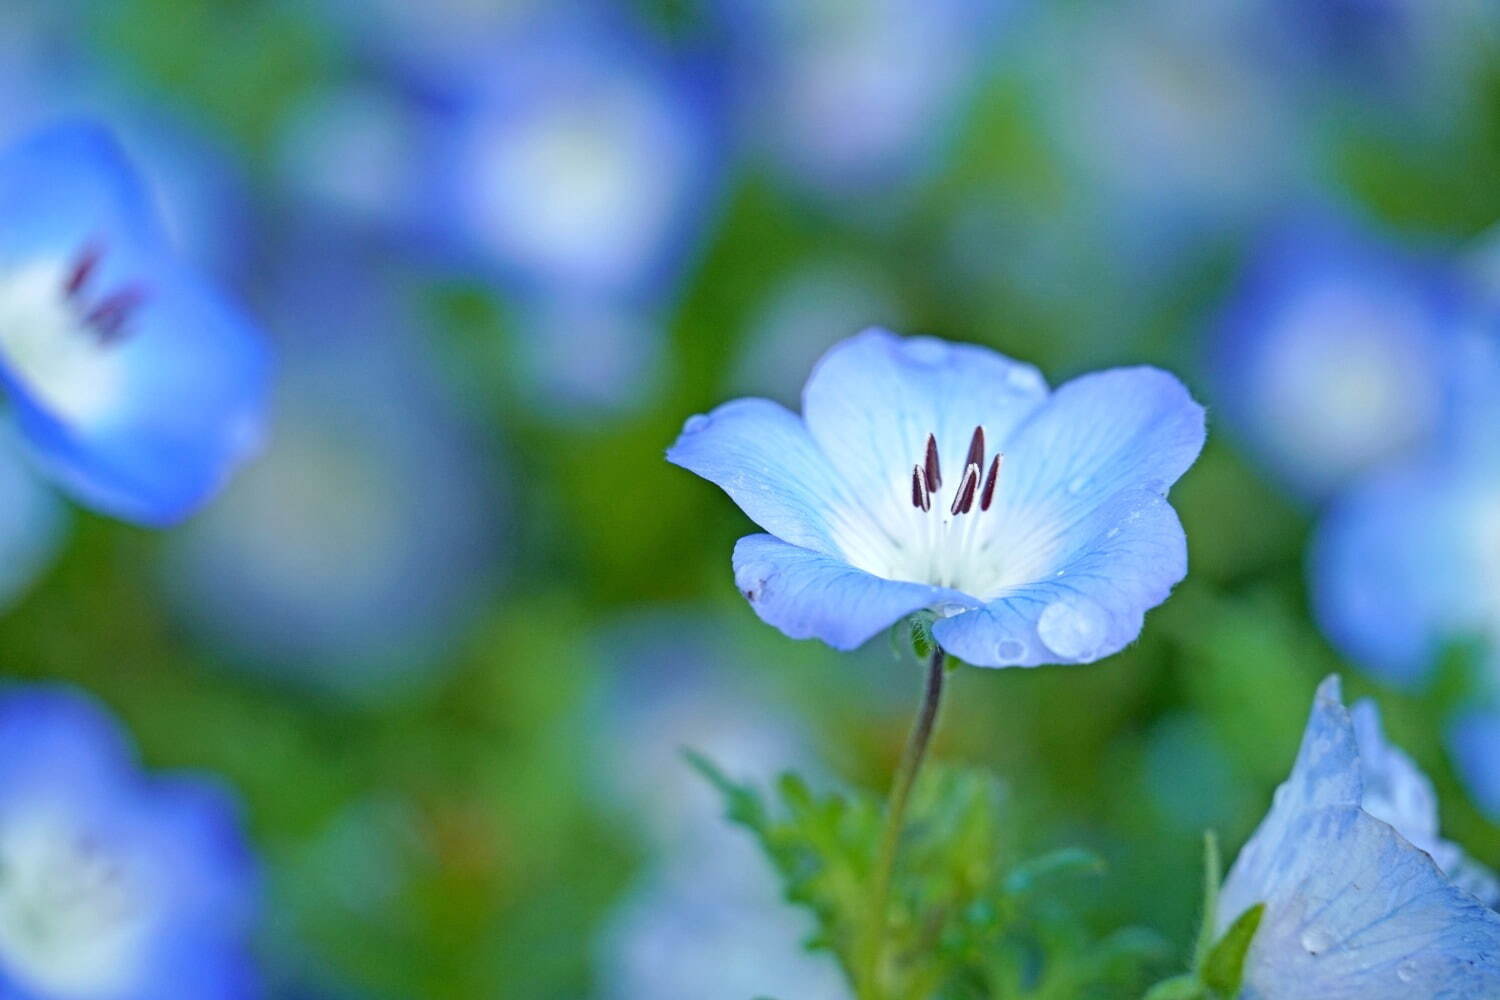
[
  {"xmin": 719, "ymin": 0, "xmax": 1003, "ymax": 202},
  {"xmin": 0, "ymin": 685, "xmax": 260, "ymax": 999},
  {"xmin": 428, "ymin": 10, "xmax": 724, "ymax": 300},
  {"xmin": 0, "ymin": 121, "xmax": 269, "ymax": 525},
  {"xmin": 668, "ymin": 328, "xmax": 1204, "ymax": 666},
  {"xmin": 159, "ymin": 239, "xmax": 499, "ymax": 702},
  {"xmin": 1309, "ymin": 335, "xmax": 1500, "ymax": 687},
  {"xmin": 591, "ymin": 611, "xmax": 849, "ymax": 999},
  {"xmin": 1449, "ymin": 709, "xmax": 1500, "ymax": 822},
  {"xmin": 1210, "ymin": 215, "xmax": 1460, "ymax": 502},
  {"xmin": 1217, "ymin": 676, "xmax": 1500, "ymax": 999}
]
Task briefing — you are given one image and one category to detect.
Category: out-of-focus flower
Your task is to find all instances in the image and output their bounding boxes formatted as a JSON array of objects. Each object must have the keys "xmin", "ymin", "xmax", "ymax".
[
  {"xmin": 1449, "ymin": 709, "xmax": 1500, "ymax": 823},
  {"xmin": 1211, "ymin": 215, "xmax": 1458, "ymax": 502},
  {"xmin": 720, "ymin": 0, "xmax": 1003, "ymax": 202},
  {"xmin": 1310, "ymin": 336, "xmax": 1500, "ymax": 687},
  {"xmin": 1216, "ymin": 676, "xmax": 1500, "ymax": 999},
  {"xmin": 429, "ymin": 11, "xmax": 724, "ymax": 300},
  {"xmin": 591, "ymin": 612, "xmax": 849, "ymax": 1000},
  {"xmin": 668, "ymin": 328, "xmax": 1204, "ymax": 667},
  {"xmin": 732, "ymin": 256, "xmax": 905, "ymax": 406},
  {"xmin": 0, "ymin": 685, "xmax": 260, "ymax": 999},
  {"xmin": 0, "ymin": 121, "xmax": 269, "ymax": 525},
  {"xmin": 159, "ymin": 241, "xmax": 497, "ymax": 701}
]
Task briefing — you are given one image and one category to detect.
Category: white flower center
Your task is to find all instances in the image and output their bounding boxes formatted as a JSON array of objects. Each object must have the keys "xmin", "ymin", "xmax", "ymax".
[
  {"xmin": 0, "ymin": 246, "xmax": 134, "ymax": 426},
  {"xmin": 835, "ymin": 425, "xmax": 1060, "ymax": 602},
  {"xmin": 0, "ymin": 810, "xmax": 150, "ymax": 997}
]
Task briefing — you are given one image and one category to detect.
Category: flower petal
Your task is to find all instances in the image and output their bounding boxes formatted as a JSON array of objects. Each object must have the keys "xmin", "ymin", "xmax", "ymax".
[
  {"xmin": 800, "ymin": 328, "xmax": 1049, "ymax": 534},
  {"xmin": 1, "ymin": 260, "xmax": 271, "ymax": 525},
  {"xmin": 932, "ymin": 488, "xmax": 1187, "ymax": 667},
  {"xmin": 0, "ymin": 121, "xmax": 269, "ymax": 525},
  {"xmin": 668, "ymin": 397, "xmax": 888, "ymax": 561},
  {"xmin": 1219, "ymin": 677, "xmax": 1500, "ymax": 999},
  {"xmin": 732, "ymin": 533, "xmax": 971, "ymax": 651}
]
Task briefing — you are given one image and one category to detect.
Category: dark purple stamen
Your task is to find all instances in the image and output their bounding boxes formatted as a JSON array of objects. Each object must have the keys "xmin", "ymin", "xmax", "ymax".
[
  {"xmin": 85, "ymin": 287, "xmax": 146, "ymax": 344},
  {"xmin": 65, "ymin": 245, "xmax": 101, "ymax": 298},
  {"xmin": 980, "ymin": 454, "xmax": 1001, "ymax": 511},
  {"xmin": 949, "ymin": 465, "xmax": 979, "ymax": 516},
  {"xmin": 911, "ymin": 466, "xmax": 925, "ymax": 510},
  {"xmin": 923, "ymin": 433, "xmax": 941, "ymax": 492},
  {"xmin": 964, "ymin": 425, "xmax": 985, "ymax": 473}
]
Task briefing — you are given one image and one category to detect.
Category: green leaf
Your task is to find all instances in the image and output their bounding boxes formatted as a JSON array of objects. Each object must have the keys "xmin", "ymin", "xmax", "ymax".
[
  {"xmin": 1201, "ymin": 903, "xmax": 1265, "ymax": 998},
  {"xmin": 1142, "ymin": 973, "xmax": 1206, "ymax": 1000}
]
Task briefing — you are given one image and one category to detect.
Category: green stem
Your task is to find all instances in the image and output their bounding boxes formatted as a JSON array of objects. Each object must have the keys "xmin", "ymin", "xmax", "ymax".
[{"xmin": 857, "ymin": 648, "xmax": 947, "ymax": 1000}]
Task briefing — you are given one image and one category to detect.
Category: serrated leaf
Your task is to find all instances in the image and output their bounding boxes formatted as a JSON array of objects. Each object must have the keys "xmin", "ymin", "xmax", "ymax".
[
  {"xmin": 683, "ymin": 748, "xmax": 768, "ymax": 833},
  {"xmin": 1201, "ymin": 903, "xmax": 1264, "ymax": 997}
]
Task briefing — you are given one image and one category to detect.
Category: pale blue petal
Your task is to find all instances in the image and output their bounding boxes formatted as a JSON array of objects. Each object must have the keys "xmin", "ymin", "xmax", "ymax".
[
  {"xmin": 732, "ymin": 533, "xmax": 972, "ymax": 651},
  {"xmin": 799, "ymin": 327, "xmax": 1049, "ymax": 534},
  {"xmin": 1221, "ymin": 677, "xmax": 1500, "ymax": 1000},
  {"xmin": 668, "ymin": 398, "xmax": 883, "ymax": 559},
  {"xmin": 932, "ymin": 488, "xmax": 1187, "ymax": 667}
]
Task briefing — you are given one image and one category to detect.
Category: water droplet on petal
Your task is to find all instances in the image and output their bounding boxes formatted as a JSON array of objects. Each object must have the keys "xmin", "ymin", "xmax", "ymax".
[
  {"xmin": 1300, "ymin": 927, "xmax": 1335, "ymax": 955},
  {"xmin": 995, "ymin": 639, "xmax": 1026, "ymax": 663},
  {"xmin": 682, "ymin": 413, "xmax": 710, "ymax": 433},
  {"xmin": 1036, "ymin": 598, "xmax": 1108, "ymax": 661},
  {"xmin": 1396, "ymin": 960, "xmax": 1418, "ymax": 983},
  {"xmin": 1066, "ymin": 474, "xmax": 1090, "ymax": 495},
  {"xmin": 1007, "ymin": 366, "xmax": 1044, "ymax": 393}
]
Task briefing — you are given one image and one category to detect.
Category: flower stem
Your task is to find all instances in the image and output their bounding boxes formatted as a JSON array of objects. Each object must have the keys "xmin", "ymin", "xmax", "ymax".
[{"xmin": 857, "ymin": 647, "xmax": 947, "ymax": 1000}]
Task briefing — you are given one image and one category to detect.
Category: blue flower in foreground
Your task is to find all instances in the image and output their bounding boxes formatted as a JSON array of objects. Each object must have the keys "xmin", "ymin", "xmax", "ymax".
[
  {"xmin": 1210, "ymin": 215, "xmax": 1457, "ymax": 502},
  {"xmin": 667, "ymin": 328, "xmax": 1205, "ymax": 667},
  {"xmin": 0, "ymin": 121, "xmax": 268, "ymax": 525},
  {"xmin": 1216, "ymin": 676, "xmax": 1500, "ymax": 1000},
  {"xmin": 0, "ymin": 686, "xmax": 260, "ymax": 999}
]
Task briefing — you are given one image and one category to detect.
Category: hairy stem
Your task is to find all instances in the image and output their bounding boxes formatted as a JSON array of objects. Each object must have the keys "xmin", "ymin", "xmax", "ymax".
[{"xmin": 857, "ymin": 648, "xmax": 947, "ymax": 1000}]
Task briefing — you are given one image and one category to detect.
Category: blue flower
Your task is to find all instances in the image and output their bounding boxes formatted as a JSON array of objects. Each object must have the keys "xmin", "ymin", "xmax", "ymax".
[
  {"xmin": 1310, "ymin": 335, "xmax": 1500, "ymax": 687},
  {"xmin": 158, "ymin": 236, "xmax": 499, "ymax": 702},
  {"xmin": 428, "ymin": 9, "xmax": 725, "ymax": 300},
  {"xmin": 1449, "ymin": 709, "xmax": 1500, "ymax": 823},
  {"xmin": 0, "ymin": 121, "xmax": 269, "ymax": 525},
  {"xmin": 667, "ymin": 328, "xmax": 1205, "ymax": 667},
  {"xmin": 0, "ymin": 685, "xmax": 260, "ymax": 999},
  {"xmin": 1210, "ymin": 214, "xmax": 1459, "ymax": 502},
  {"xmin": 1216, "ymin": 676, "xmax": 1500, "ymax": 999}
]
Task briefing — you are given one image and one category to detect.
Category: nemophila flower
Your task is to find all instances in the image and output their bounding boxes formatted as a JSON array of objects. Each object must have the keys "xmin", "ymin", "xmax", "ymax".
[
  {"xmin": 159, "ymin": 240, "xmax": 498, "ymax": 702},
  {"xmin": 1449, "ymin": 709, "xmax": 1500, "ymax": 822},
  {"xmin": 668, "ymin": 328, "xmax": 1205, "ymax": 667},
  {"xmin": 429, "ymin": 10, "xmax": 724, "ymax": 299},
  {"xmin": 1215, "ymin": 676, "xmax": 1500, "ymax": 998},
  {"xmin": 718, "ymin": 0, "xmax": 1001, "ymax": 202},
  {"xmin": 592, "ymin": 612, "xmax": 848, "ymax": 1000},
  {"xmin": 0, "ymin": 121, "xmax": 268, "ymax": 525},
  {"xmin": 0, "ymin": 685, "xmax": 259, "ymax": 999},
  {"xmin": 1310, "ymin": 336, "xmax": 1500, "ymax": 688},
  {"xmin": 1210, "ymin": 215, "xmax": 1457, "ymax": 502}
]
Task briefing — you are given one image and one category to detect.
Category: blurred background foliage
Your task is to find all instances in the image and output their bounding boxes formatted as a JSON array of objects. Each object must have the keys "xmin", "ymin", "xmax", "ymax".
[{"xmin": 2, "ymin": 0, "xmax": 1499, "ymax": 997}]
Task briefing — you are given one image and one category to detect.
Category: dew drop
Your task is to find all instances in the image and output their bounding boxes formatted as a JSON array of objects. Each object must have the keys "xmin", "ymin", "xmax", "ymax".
[
  {"xmin": 1396, "ymin": 960, "xmax": 1418, "ymax": 983},
  {"xmin": 1066, "ymin": 474, "xmax": 1090, "ymax": 495},
  {"xmin": 683, "ymin": 413, "xmax": 710, "ymax": 433},
  {"xmin": 1300, "ymin": 927, "xmax": 1335, "ymax": 955},
  {"xmin": 1007, "ymin": 366, "xmax": 1044, "ymax": 393},
  {"xmin": 1037, "ymin": 598, "xmax": 1106, "ymax": 660},
  {"xmin": 995, "ymin": 639, "xmax": 1025, "ymax": 662}
]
